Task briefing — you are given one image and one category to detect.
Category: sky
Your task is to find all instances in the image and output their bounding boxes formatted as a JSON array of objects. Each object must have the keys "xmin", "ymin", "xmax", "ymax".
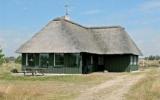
[{"xmin": 0, "ymin": 0, "xmax": 160, "ymax": 57}]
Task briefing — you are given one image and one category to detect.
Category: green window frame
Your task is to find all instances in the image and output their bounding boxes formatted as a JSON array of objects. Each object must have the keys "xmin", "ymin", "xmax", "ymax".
[{"xmin": 54, "ymin": 53, "xmax": 64, "ymax": 66}]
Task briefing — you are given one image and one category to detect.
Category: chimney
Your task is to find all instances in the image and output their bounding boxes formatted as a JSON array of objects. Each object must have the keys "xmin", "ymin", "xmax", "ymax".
[{"xmin": 64, "ymin": 15, "xmax": 70, "ymax": 20}]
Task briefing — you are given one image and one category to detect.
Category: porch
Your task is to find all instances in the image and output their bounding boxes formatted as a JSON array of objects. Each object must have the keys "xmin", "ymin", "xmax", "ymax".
[
  {"xmin": 22, "ymin": 53, "xmax": 82, "ymax": 74},
  {"xmin": 21, "ymin": 53, "xmax": 139, "ymax": 74}
]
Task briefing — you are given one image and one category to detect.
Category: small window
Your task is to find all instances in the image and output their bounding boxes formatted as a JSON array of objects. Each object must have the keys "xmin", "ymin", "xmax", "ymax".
[{"xmin": 54, "ymin": 53, "xmax": 64, "ymax": 66}]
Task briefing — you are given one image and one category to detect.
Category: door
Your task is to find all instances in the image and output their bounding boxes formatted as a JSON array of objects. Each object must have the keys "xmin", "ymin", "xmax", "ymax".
[{"xmin": 97, "ymin": 56, "xmax": 105, "ymax": 71}]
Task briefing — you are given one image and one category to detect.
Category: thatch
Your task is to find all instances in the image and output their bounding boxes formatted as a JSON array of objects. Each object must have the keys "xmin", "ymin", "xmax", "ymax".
[{"xmin": 16, "ymin": 16, "xmax": 142, "ymax": 55}]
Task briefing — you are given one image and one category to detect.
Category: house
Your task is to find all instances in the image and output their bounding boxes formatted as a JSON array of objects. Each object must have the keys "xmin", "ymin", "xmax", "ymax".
[{"xmin": 16, "ymin": 16, "xmax": 142, "ymax": 74}]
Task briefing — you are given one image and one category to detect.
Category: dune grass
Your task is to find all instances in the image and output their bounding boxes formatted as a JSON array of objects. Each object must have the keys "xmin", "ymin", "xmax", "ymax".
[
  {"xmin": 1, "ymin": 62, "xmax": 160, "ymax": 100},
  {"xmin": 125, "ymin": 68, "xmax": 160, "ymax": 100},
  {"xmin": 0, "ymin": 62, "xmax": 114, "ymax": 100}
]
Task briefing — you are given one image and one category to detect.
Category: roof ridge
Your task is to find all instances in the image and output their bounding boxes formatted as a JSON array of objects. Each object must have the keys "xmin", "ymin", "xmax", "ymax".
[
  {"xmin": 88, "ymin": 26, "xmax": 124, "ymax": 29},
  {"xmin": 53, "ymin": 17, "xmax": 124, "ymax": 30}
]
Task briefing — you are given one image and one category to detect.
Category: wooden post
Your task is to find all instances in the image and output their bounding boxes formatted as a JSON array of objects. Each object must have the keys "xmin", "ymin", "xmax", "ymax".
[{"xmin": 26, "ymin": 53, "xmax": 28, "ymax": 66}]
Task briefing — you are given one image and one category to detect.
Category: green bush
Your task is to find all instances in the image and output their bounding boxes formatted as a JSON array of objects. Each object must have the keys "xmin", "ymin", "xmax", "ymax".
[
  {"xmin": 0, "ymin": 49, "xmax": 5, "ymax": 65},
  {"xmin": 10, "ymin": 68, "xmax": 18, "ymax": 73}
]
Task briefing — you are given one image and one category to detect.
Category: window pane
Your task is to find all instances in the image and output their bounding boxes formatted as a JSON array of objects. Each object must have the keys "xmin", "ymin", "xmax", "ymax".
[
  {"xmin": 136, "ymin": 57, "xmax": 138, "ymax": 65},
  {"xmin": 98, "ymin": 56, "xmax": 104, "ymax": 65},
  {"xmin": 134, "ymin": 56, "xmax": 137, "ymax": 65},
  {"xmin": 55, "ymin": 53, "xmax": 64, "ymax": 66},
  {"xmin": 91, "ymin": 56, "xmax": 93, "ymax": 65},
  {"xmin": 40, "ymin": 54, "xmax": 49, "ymax": 67},
  {"xmin": 130, "ymin": 56, "xmax": 133, "ymax": 65},
  {"xmin": 28, "ymin": 54, "xmax": 35, "ymax": 67},
  {"xmin": 69, "ymin": 54, "xmax": 79, "ymax": 67}
]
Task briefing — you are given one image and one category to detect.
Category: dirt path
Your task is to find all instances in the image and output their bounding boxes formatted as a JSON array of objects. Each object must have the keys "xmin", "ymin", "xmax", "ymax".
[{"xmin": 76, "ymin": 73, "xmax": 144, "ymax": 100}]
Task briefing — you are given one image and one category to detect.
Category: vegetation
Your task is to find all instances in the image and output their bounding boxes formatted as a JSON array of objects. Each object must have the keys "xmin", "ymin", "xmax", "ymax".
[
  {"xmin": 139, "ymin": 59, "xmax": 160, "ymax": 69},
  {"xmin": 0, "ymin": 62, "xmax": 114, "ymax": 100},
  {"xmin": 15, "ymin": 55, "xmax": 21, "ymax": 64},
  {"xmin": 0, "ymin": 49, "xmax": 5, "ymax": 65},
  {"xmin": 125, "ymin": 68, "xmax": 160, "ymax": 100},
  {"xmin": 144, "ymin": 55, "xmax": 160, "ymax": 60},
  {"xmin": 0, "ymin": 60, "xmax": 159, "ymax": 100}
]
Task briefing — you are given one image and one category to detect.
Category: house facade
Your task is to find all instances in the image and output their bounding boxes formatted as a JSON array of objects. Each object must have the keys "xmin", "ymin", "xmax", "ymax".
[{"xmin": 17, "ymin": 16, "xmax": 142, "ymax": 74}]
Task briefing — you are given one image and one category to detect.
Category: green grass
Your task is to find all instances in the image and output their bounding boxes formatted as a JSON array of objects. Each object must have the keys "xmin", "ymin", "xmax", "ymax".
[{"xmin": 125, "ymin": 68, "xmax": 160, "ymax": 100}]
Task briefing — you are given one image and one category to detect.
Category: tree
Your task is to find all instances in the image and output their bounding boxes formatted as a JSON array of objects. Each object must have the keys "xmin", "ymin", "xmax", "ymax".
[{"xmin": 0, "ymin": 49, "xmax": 5, "ymax": 65}]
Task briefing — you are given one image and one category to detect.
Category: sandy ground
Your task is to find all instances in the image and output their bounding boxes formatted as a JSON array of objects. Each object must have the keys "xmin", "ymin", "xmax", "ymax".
[{"xmin": 76, "ymin": 73, "xmax": 144, "ymax": 100}]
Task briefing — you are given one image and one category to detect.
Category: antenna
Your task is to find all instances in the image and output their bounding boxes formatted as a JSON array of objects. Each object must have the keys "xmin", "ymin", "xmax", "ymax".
[
  {"xmin": 65, "ymin": 4, "xmax": 69, "ymax": 16},
  {"xmin": 64, "ymin": 0, "xmax": 70, "ymax": 20}
]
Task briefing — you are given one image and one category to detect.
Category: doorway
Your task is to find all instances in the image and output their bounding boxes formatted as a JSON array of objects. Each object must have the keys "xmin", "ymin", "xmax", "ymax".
[{"xmin": 97, "ymin": 55, "xmax": 105, "ymax": 71}]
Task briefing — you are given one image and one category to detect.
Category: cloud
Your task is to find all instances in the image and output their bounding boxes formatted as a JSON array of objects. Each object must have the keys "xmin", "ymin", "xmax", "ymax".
[{"xmin": 82, "ymin": 9, "xmax": 102, "ymax": 15}]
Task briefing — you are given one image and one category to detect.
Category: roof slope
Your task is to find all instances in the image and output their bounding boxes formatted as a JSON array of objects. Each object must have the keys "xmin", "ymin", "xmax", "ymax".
[{"xmin": 16, "ymin": 17, "xmax": 142, "ymax": 55}]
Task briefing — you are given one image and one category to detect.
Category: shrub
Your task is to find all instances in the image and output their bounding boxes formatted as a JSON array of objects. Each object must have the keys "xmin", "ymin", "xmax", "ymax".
[
  {"xmin": 0, "ymin": 49, "xmax": 5, "ymax": 65},
  {"xmin": 10, "ymin": 68, "xmax": 18, "ymax": 73}
]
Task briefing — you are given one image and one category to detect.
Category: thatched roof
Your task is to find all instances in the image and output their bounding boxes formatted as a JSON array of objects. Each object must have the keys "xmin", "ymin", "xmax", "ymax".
[{"xmin": 16, "ymin": 16, "xmax": 142, "ymax": 55}]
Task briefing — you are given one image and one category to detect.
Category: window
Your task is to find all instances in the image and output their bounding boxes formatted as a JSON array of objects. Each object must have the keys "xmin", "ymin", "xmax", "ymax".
[
  {"xmin": 98, "ymin": 56, "xmax": 104, "ymax": 65},
  {"xmin": 28, "ymin": 54, "xmax": 35, "ymax": 67},
  {"xmin": 40, "ymin": 54, "xmax": 49, "ymax": 67},
  {"xmin": 130, "ymin": 56, "xmax": 133, "ymax": 65},
  {"xmin": 68, "ymin": 54, "xmax": 79, "ymax": 67},
  {"xmin": 54, "ymin": 53, "xmax": 64, "ymax": 66},
  {"xmin": 91, "ymin": 56, "xmax": 93, "ymax": 65},
  {"xmin": 136, "ymin": 57, "xmax": 138, "ymax": 65},
  {"xmin": 134, "ymin": 56, "xmax": 137, "ymax": 65},
  {"xmin": 130, "ymin": 56, "xmax": 138, "ymax": 65}
]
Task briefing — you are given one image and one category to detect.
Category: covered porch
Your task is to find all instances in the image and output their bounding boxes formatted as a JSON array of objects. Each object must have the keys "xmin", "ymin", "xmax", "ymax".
[
  {"xmin": 21, "ymin": 53, "xmax": 82, "ymax": 74},
  {"xmin": 81, "ymin": 53, "xmax": 139, "ymax": 74}
]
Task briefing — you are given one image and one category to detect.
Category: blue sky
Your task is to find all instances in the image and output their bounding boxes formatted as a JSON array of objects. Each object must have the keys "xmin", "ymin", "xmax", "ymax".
[{"xmin": 0, "ymin": 0, "xmax": 160, "ymax": 57}]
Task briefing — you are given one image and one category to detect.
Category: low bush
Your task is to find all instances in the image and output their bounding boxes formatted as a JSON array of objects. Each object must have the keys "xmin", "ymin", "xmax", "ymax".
[{"xmin": 10, "ymin": 68, "xmax": 18, "ymax": 73}]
